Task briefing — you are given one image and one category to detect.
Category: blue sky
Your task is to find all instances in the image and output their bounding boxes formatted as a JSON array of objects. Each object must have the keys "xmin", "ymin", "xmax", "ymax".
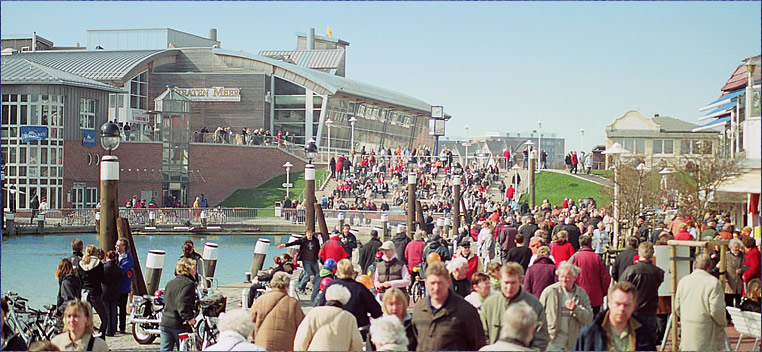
[{"xmin": 2, "ymin": 1, "xmax": 759, "ymax": 151}]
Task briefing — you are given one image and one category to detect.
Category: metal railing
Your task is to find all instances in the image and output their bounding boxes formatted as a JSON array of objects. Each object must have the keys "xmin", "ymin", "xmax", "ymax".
[{"xmin": 5, "ymin": 207, "xmax": 449, "ymax": 229}]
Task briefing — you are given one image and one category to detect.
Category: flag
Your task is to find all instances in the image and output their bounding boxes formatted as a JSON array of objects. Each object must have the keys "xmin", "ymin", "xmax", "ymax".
[{"xmin": 327, "ymin": 26, "xmax": 333, "ymax": 38}]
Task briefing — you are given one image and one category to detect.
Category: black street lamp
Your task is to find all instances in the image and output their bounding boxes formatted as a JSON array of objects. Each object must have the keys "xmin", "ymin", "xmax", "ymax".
[
  {"xmin": 100, "ymin": 122, "xmax": 121, "ymax": 155},
  {"xmin": 305, "ymin": 138, "xmax": 318, "ymax": 164}
]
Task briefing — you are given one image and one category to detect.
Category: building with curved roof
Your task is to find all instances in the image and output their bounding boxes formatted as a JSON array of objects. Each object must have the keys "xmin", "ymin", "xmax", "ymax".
[{"xmin": 1, "ymin": 27, "xmax": 448, "ymax": 208}]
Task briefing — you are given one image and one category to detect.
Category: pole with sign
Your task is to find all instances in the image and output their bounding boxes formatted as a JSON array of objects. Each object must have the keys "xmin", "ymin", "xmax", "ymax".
[{"xmin": 430, "ymin": 106, "xmax": 445, "ymax": 157}]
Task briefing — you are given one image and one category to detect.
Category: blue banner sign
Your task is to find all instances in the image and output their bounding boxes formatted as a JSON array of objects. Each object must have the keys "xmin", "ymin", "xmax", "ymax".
[
  {"xmin": 20, "ymin": 126, "xmax": 48, "ymax": 143},
  {"xmin": 82, "ymin": 129, "xmax": 96, "ymax": 146}
]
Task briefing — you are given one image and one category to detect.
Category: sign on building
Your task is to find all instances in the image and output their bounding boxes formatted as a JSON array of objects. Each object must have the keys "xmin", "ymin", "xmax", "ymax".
[
  {"xmin": 20, "ymin": 126, "xmax": 48, "ymax": 143},
  {"xmin": 173, "ymin": 87, "xmax": 241, "ymax": 102}
]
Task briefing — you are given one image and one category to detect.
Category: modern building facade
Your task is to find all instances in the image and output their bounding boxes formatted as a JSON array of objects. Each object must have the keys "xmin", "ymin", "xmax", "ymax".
[
  {"xmin": 1, "ymin": 27, "xmax": 443, "ymax": 209},
  {"xmin": 441, "ymin": 133, "xmax": 566, "ymax": 169}
]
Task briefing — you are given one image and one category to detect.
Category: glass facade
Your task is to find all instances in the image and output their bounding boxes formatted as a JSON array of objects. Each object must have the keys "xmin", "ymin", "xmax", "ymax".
[
  {"xmin": 155, "ymin": 90, "xmax": 191, "ymax": 206},
  {"xmin": 273, "ymin": 77, "xmax": 322, "ymax": 145},
  {"xmin": 2, "ymin": 93, "xmax": 64, "ymax": 209},
  {"xmin": 321, "ymin": 96, "xmax": 426, "ymax": 154}
]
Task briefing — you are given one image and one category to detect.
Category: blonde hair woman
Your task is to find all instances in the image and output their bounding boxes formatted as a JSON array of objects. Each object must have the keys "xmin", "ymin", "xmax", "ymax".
[
  {"xmin": 79, "ymin": 245, "xmax": 108, "ymax": 335},
  {"xmin": 50, "ymin": 300, "xmax": 108, "ymax": 351},
  {"xmin": 159, "ymin": 258, "xmax": 198, "ymax": 351},
  {"xmin": 381, "ymin": 288, "xmax": 415, "ymax": 350}
]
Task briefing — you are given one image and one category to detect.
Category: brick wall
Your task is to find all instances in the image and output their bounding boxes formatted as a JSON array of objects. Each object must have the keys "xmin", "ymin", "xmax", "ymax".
[
  {"xmin": 62, "ymin": 141, "xmax": 163, "ymax": 208},
  {"xmin": 188, "ymin": 144, "xmax": 306, "ymax": 206}
]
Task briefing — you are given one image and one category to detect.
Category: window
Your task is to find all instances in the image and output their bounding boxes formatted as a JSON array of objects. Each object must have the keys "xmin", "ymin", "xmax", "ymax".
[
  {"xmin": 653, "ymin": 139, "xmax": 674, "ymax": 155},
  {"xmin": 80, "ymin": 98, "xmax": 96, "ymax": 129},
  {"xmin": 129, "ymin": 71, "xmax": 149, "ymax": 110},
  {"xmin": 680, "ymin": 139, "xmax": 712, "ymax": 155}
]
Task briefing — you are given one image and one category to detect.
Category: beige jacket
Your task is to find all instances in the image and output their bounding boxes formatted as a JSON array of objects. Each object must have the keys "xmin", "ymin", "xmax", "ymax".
[
  {"xmin": 293, "ymin": 305, "xmax": 363, "ymax": 351},
  {"xmin": 250, "ymin": 289, "xmax": 305, "ymax": 351},
  {"xmin": 675, "ymin": 269, "xmax": 728, "ymax": 351},
  {"xmin": 539, "ymin": 282, "xmax": 593, "ymax": 351},
  {"xmin": 51, "ymin": 332, "xmax": 108, "ymax": 351}
]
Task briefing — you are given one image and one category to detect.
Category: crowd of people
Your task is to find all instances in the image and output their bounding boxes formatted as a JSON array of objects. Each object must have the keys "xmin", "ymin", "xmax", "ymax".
[{"xmin": 255, "ymin": 194, "xmax": 761, "ymax": 351}]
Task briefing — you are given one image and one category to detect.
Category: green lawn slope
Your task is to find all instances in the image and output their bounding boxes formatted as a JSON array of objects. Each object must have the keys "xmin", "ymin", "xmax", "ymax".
[
  {"xmin": 219, "ymin": 169, "xmax": 327, "ymax": 209},
  {"xmin": 521, "ymin": 171, "xmax": 611, "ymax": 208}
]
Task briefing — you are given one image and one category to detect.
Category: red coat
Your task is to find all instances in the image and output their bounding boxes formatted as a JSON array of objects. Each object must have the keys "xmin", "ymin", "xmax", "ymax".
[
  {"xmin": 551, "ymin": 240, "xmax": 575, "ymax": 266},
  {"xmin": 404, "ymin": 240, "xmax": 426, "ymax": 274},
  {"xmin": 572, "ymin": 247, "xmax": 611, "ymax": 307},
  {"xmin": 466, "ymin": 253, "xmax": 480, "ymax": 279},
  {"xmin": 674, "ymin": 230, "xmax": 693, "ymax": 241},
  {"xmin": 743, "ymin": 247, "xmax": 761, "ymax": 283},
  {"xmin": 505, "ymin": 186, "xmax": 515, "ymax": 199},
  {"xmin": 470, "ymin": 228, "xmax": 480, "ymax": 242},
  {"xmin": 319, "ymin": 236, "xmax": 348, "ymax": 262}
]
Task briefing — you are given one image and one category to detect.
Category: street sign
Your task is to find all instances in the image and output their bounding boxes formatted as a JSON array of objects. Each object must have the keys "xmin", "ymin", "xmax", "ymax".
[{"xmin": 282, "ymin": 183, "xmax": 294, "ymax": 188}]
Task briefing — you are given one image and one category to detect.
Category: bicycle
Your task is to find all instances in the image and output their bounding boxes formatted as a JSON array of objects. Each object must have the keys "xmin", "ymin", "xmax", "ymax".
[
  {"xmin": 409, "ymin": 267, "xmax": 426, "ymax": 303},
  {"xmin": 178, "ymin": 291, "xmax": 224, "ymax": 351}
]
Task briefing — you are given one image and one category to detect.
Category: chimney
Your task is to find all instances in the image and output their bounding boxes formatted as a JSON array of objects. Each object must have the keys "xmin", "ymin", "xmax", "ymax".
[
  {"xmin": 209, "ymin": 28, "xmax": 217, "ymax": 41},
  {"xmin": 32, "ymin": 32, "xmax": 36, "ymax": 52},
  {"xmin": 308, "ymin": 28, "xmax": 315, "ymax": 50}
]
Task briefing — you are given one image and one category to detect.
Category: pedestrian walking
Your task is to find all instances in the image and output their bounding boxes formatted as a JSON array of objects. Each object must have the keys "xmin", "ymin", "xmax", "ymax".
[
  {"xmin": 539, "ymin": 262, "xmax": 593, "ymax": 350},
  {"xmin": 159, "ymin": 258, "xmax": 198, "ymax": 351},
  {"xmin": 412, "ymin": 261, "xmax": 486, "ymax": 351},
  {"xmin": 675, "ymin": 254, "xmax": 728, "ymax": 351},
  {"xmin": 293, "ymin": 285, "xmax": 363, "ymax": 351},
  {"xmin": 250, "ymin": 272, "xmax": 304, "ymax": 351},
  {"xmin": 115, "ymin": 237, "xmax": 134, "ymax": 334},
  {"xmin": 51, "ymin": 300, "xmax": 109, "ymax": 351}
]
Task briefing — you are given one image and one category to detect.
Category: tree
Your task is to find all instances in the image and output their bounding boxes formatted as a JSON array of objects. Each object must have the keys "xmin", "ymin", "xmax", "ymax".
[
  {"xmin": 671, "ymin": 152, "xmax": 744, "ymax": 220},
  {"xmin": 604, "ymin": 158, "xmax": 662, "ymax": 236}
]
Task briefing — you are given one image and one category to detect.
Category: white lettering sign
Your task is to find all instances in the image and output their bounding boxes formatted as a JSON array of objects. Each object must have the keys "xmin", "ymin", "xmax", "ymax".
[{"xmin": 173, "ymin": 87, "xmax": 241, "ymax": 102}]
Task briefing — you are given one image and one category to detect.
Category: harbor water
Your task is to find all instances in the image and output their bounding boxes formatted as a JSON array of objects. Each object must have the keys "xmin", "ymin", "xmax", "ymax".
[{"xmin": 1, "ymin": 233, "xmax": 291, "ymax": 309}]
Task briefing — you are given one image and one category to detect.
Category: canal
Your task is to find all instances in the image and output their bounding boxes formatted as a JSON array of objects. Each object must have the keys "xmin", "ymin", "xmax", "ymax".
[{"xmin": 1, "ymin": 233, "xmax": 291, "ymax": 309}]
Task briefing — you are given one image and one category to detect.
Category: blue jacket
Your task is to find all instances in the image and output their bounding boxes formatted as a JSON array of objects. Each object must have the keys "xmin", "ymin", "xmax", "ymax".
[{"xmin": 118, "ymin": 252, "xmax": 135, "ymax": 294}]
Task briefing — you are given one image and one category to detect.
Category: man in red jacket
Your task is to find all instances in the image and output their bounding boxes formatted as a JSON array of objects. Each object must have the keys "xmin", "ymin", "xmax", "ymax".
[
  {"xmin": 571, "ymin": 235, "xmax": 611, "ymax": 315},
  {"xmin": 404, "ymin": 231, "xmax": 426, "ymax": 275},
  {"xmin": 319, "ymin": 231, "xmax": 348, "ymax": 263}
]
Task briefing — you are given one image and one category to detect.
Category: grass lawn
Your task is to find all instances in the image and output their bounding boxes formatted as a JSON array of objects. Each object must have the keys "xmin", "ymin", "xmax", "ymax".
[
  {"xmin": 520, "ymin": 171, "xmax": 611, "ymax": 208},
  {"xmin": 219, "ymin": 169, "xmax": 328, "ymax": 209}
]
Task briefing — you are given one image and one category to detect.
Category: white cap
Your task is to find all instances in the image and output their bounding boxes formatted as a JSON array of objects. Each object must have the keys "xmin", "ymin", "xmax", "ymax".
[{"xmin": 397, "ymin": 224, "xmax": 406, "ymax": 233}]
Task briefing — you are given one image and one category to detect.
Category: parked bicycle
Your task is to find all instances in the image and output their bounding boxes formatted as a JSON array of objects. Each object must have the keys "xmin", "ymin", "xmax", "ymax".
[
  {"xmin": 3, "ymin": 292, "xmax": 62, "ymax": 346},
  {"xmin": 178, "ymin": 292, "xmax": 225, "ymax": 351}
]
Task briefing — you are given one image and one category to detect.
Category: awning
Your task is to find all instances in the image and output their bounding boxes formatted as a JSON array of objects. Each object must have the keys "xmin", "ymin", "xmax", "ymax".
[
  {"xmin": 693, "ymin": 116, "xmax": 730, "ymax": 132},
  {"xmin": 699, "ymin": 101, "xmax": 737, "ymax": 120},
  {"xmin": 699, "ymin": 89, "xmax": 745, "ymax": 112},
  {"xmin": 716, "ymin": 169, "xmax": 762, "ymax": 194}
]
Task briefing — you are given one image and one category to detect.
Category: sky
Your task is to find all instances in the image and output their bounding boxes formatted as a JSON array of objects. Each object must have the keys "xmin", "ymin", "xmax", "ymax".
[{"xmin": 2, "ymin": 1, "xmax": 760, "ymax": 152}]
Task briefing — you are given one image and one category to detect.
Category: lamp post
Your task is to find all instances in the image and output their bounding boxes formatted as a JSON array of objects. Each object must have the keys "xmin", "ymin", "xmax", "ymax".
[
  {"xmin": 538, "ymin": 121, "xmax": 542, "ymax": 170},
  {"xmin": 452, "ymin": 174, "xmax": 461, "ymax": 234},
  {"xmin": 580, "ymin": 128, "xmax": 585, "ymax": 152},
  {"xmin": 659, "ymin": 167, "xmax": 674, "ymax": 207},
  {"xmin": 304, "ymin": 140, "xmax": 318, "ymax": 234},
  {"xmin": 407, "ymin": 172, "xmax": 417, "ymax": 236},
  {"xmin": 349, "ymin": 116, "xmax": 357, "ymax": 154},
  {"xmin": 282, "ymin": 162, "xmax": 294, "ymax": 199},
  {"xmin": 325, "ymin": 118, "xmax": 333, "ymax": 158},
  {"xmin": 743, "ymin": 59, "xmax": 756, "ymax": 154},
  {"xmin": 464, "ymin": 124, "xmax": 470, "ymax": 165},
  {"xmin": 603, "ymin": 142, "xmax": 630, "ymax": 248},
  {"xmin": 99, "ymin": 121, "xmax": 121, "ymax": 252},
  {"xmin": 635, "ymin": 163, "xmax": 647, "ymax": 212},
  {"xmin": 525, "ymin": 140, "xmax": 536, "ymax": 208}
]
